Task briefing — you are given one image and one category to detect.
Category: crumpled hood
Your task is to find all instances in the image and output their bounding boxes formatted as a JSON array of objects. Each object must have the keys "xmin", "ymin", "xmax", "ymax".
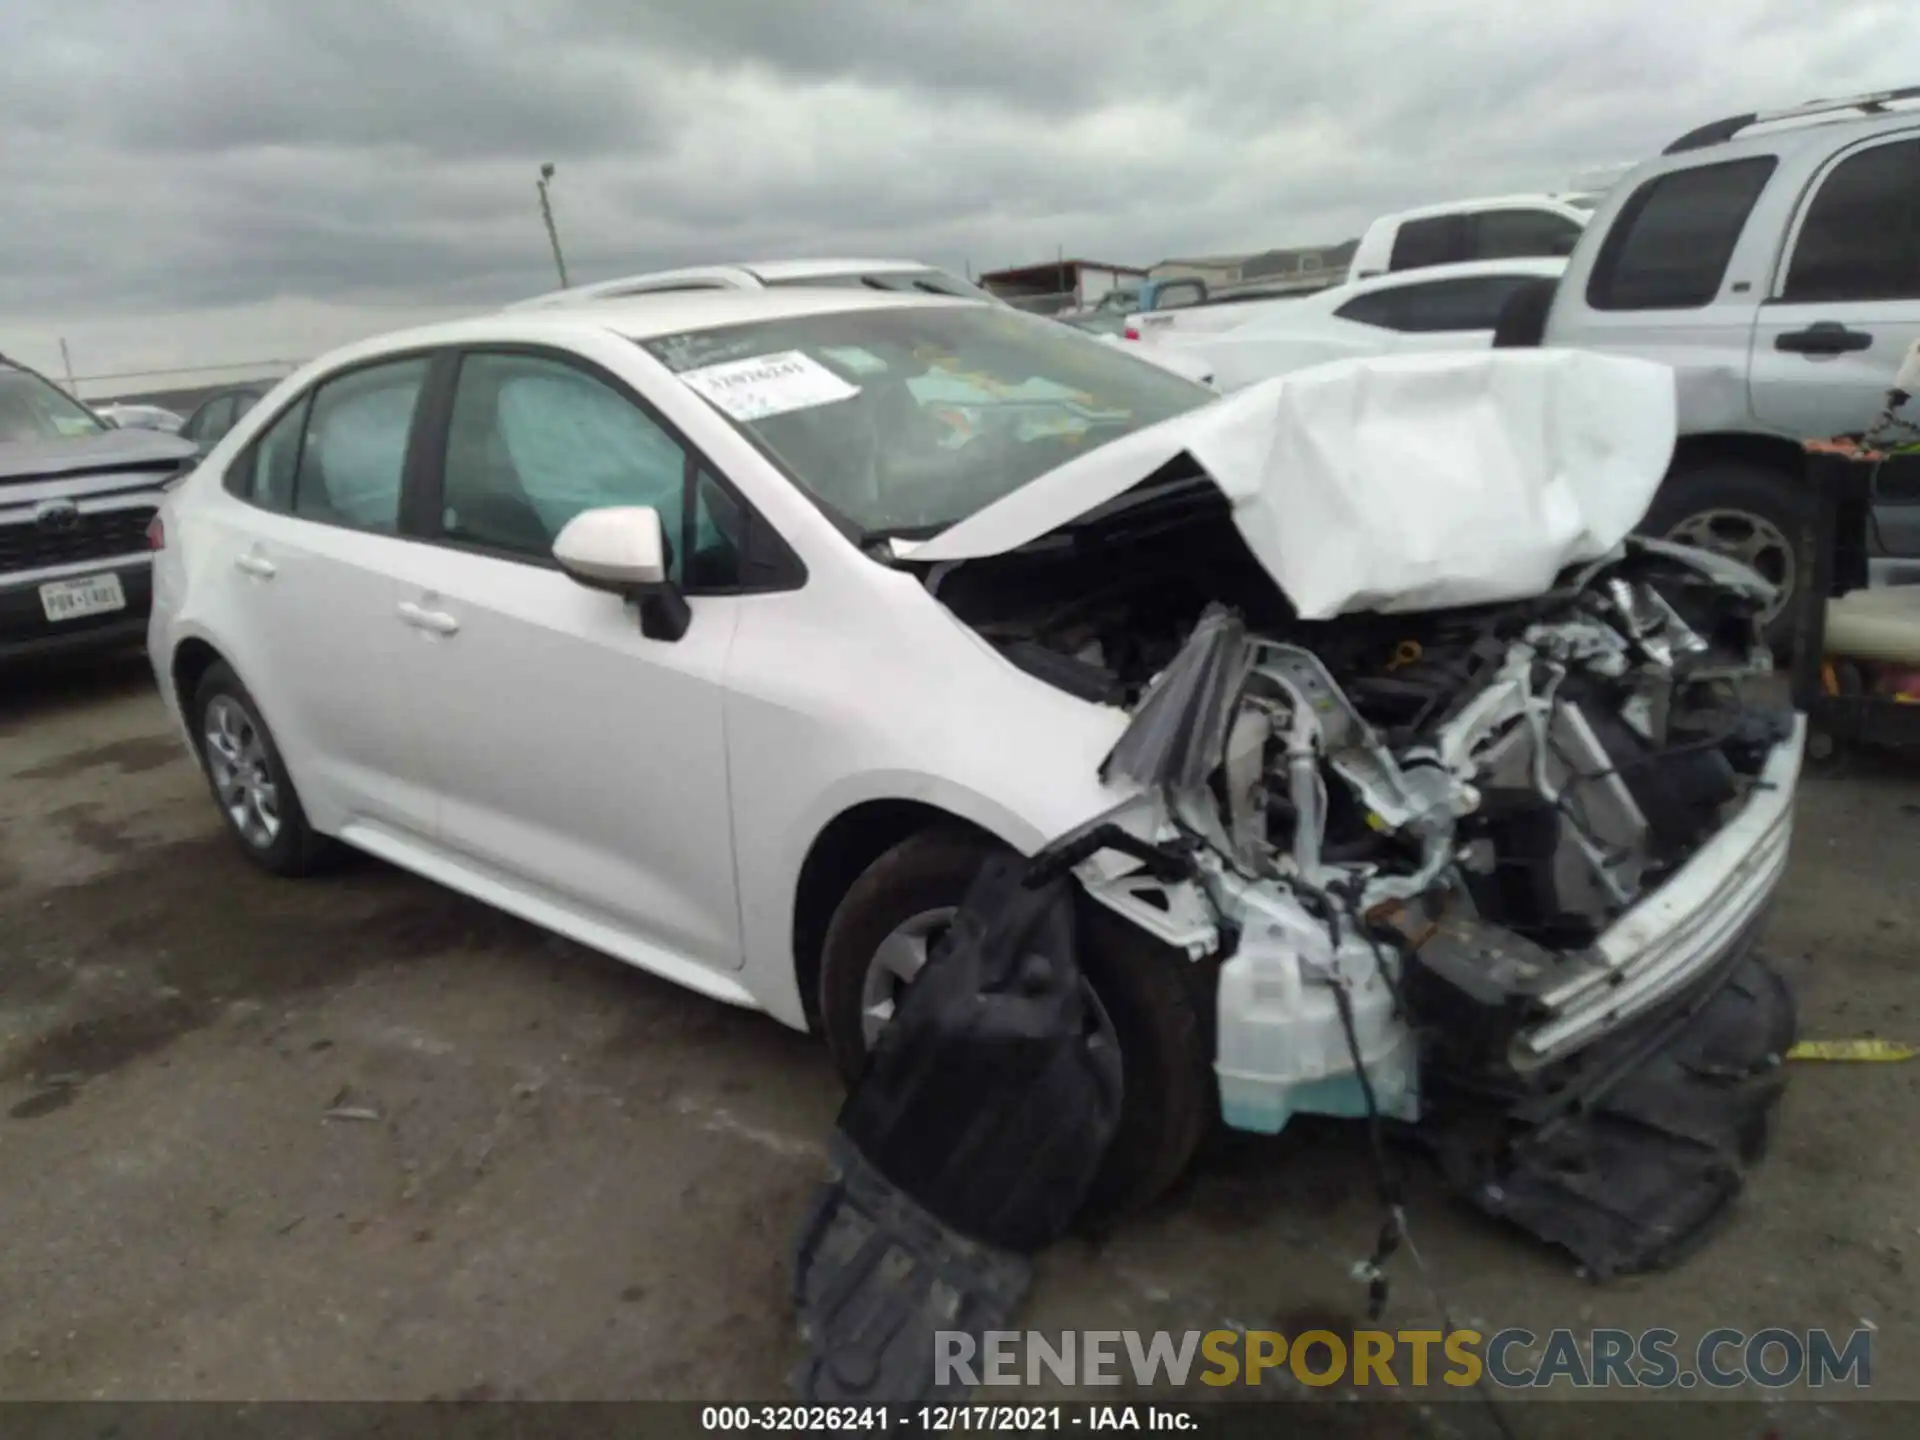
[{"xmin": 909, "ymin": 349, "xmax": 1678, "ymax": 619}]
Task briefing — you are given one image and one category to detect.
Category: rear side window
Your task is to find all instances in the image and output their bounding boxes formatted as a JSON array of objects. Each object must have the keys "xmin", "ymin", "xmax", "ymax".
[
  {"xmin": 1336, "ymin": 275, "xmax": 1545, "ymax": 333},
  {"xmin": 1587, "ymin": 156, "xmax": 1776, "ymax": 311},
  {"xmin": 291, "ymin": 358, "xmax": 429, "ymax": 533},
  {"xmin": 1471, "ymin": 208, "xmax": 1583, "ymax": 259},
  {"xmin": 1782, "ymin": 137, "xmax": 1920, "ymax": 303},
  {"xmin": 1389, "ymin": 216, "xmax": 1463, "ymax": 271}
]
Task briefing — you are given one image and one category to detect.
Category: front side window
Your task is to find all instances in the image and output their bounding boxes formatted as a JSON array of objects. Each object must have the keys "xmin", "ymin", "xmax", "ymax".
[
  {"xmin": 291, "ymin": 358, "xmax": 428, "ymax": 533},
  {"xmin": 187, "ymin": 395, "xmax": 235, "ymax": 443},
  {"xmin": 1337, "ymin": 275, "xmax": 1542, "ymax": 333},
  {"xmin": 1782, "ymin": 137, "xmax": 1920, "ymax": 303},
  {"xmin": 441, "ymin": 351, "xmax": 738, "ymax": 586},
  {"xmin": 0, "ymin": 367, "xmax": 106, "ymax": 442},
  {"xmin": 1587, "ymin": 156, "xmax": 1776, "ymax": 311},
  {"xmin": 641, "ymin": 303, "xmax": 1212, "ymax": 539}
]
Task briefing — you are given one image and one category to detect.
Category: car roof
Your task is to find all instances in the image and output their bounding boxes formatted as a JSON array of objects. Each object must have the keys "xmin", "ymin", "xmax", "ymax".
[
  {"xmin": 1317, "ymin": 256, "xmax": 1567, "ymax": 303},
  {"xmin": 739, "ymin": 257, "xmax": 940, "ymax": 281},
  {"xmin": 508, "ymin": 258, "xmax": 951, "ymax": 310},
  {"xmin": 305, "ymin": 288, "xmax": 981, "ymax": 375},
  {"xmin": 1366, "ymin": 193, "xmax": 1589, "ymax": 227}
]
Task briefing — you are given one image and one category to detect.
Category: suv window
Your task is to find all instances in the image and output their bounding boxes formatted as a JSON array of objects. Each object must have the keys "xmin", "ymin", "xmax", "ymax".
[
  {"xmin": 1472, "ymin": 208, "xmax": 1583, "ymax": 259},
  {"xmin": 1782, "ymin": 137, "xmax": 1920, "ymax": 303},
  {"xmin": 1389, "ymin": 216, "xmax": 1463, "ymax": 271},
  {"xmin": 1336, "ymin": 274, "xmax": 1543, "ymax": 333},
  {"xmin": 441, "ymin": 351, "xmax": 740, "ymax": 587},
  {"xmin": 291, "ymin": 358, "xmax": 429, "ymax": 533},
  {"xmin": 1587, "ymin": 156, "xmax": 1776, "ymax": 311}
]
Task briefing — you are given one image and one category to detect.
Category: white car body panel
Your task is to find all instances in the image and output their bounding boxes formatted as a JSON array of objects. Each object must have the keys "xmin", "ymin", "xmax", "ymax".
[
  {"xmin": 912, "ymin": 348, "xmax": 1678, "ymax": 619},
  {"xmin": 149, "ymin": 291, "xmax": 1143, "ymax": 1033}
]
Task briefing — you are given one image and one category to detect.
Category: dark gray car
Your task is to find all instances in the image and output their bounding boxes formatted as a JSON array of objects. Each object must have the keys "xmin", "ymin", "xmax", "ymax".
[{"xmin": 1, "ymin": 357, "xmax": 196, "ymax": 662}]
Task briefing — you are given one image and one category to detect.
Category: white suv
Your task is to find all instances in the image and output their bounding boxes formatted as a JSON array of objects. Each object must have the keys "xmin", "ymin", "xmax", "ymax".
[
  {"xmin": 1539, "ymin": 86, "xmax": 1920, "ymax": 630},
  {"xmin": 147, "ymin": 289, "xmax": 1802, "ymax": 1214}
]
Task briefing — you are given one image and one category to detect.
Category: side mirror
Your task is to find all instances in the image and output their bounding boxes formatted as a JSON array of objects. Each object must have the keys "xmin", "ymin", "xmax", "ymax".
[{"xmin": 552, "ymin": 506, "xmax": 690, "ymax": 641}]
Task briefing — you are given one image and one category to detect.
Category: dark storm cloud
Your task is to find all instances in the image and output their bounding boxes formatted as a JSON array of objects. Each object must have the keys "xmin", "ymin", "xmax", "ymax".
[{"xmin": 0, "ymin": 0, "xmax": 1911, "ymax": 372}]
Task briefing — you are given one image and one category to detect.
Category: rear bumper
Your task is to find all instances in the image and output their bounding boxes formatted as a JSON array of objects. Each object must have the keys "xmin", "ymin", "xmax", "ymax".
[
  {"xmin": 1515, "ymin": 714, "xmax": 1806, "ymax": 1067},
  {"xmin": 0, "ymin": 556, "xmax": 153, "ymax": 663}
]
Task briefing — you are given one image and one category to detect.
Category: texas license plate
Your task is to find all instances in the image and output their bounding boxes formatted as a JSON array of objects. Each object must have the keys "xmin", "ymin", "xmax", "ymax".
[{"xmin": 39, "ymin": 572, "xmax": 127, "ymax": 623}]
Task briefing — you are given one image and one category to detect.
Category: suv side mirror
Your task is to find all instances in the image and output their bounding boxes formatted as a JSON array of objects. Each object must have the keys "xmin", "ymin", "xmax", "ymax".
[{"xmin": 553, "ymin": 506, "xmax": 690, "ymax": 641}]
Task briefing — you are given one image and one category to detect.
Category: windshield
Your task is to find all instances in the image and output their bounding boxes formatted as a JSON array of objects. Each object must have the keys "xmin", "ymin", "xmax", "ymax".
[
  {"xmin": 642, "ymin": 303, "xmax": 1213, "ymax": 538},
  {"xmin": 0, "ymin": 368, "xmax": 106, "ymax": 442},
  {"xmin": 764, "ymin": 269, "xmax": 996, "ymax": 302}
]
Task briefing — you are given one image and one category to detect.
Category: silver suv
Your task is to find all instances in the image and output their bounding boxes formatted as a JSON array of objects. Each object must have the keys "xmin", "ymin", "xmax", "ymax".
[{"xmin": 1541, "ymin": 87, "xmax": 1920, "ymax": 628}]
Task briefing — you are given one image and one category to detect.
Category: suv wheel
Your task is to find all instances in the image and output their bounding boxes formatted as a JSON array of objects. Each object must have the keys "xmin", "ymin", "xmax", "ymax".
[
  {"xmin": 817, "ymin": 829, "xmax": 1214, "ymax": 1216},
  {"xmin": 192, "ymin": 661, "xmax": 336, "ymax": 876},
  {"xmin": 1642, "ymin": 459, "xmax": 1807, "ymax": 646}
]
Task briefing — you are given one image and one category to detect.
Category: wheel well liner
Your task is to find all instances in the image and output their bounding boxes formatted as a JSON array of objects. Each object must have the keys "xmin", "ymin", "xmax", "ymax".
[
  {"xmin": 170, "ymin": 637, "xmax": 227, "ymax": 728},
  {"xmin": 791, "ymin": 800, "xmax": 998, "ymax": 1030},
  {"xmin": 1669, "ymin": 432, "xmax": 1806, "ymax": 484}
]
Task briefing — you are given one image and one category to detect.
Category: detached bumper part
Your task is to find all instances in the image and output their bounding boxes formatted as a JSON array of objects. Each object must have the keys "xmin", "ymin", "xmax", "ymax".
[
  {"xmin": 790, "ymin": 856, "xmax": 1121, "ymax": 1404},
  {"xmin": 1434, "ymin": 947, "xmax": 1794, "ymax": 1278}
]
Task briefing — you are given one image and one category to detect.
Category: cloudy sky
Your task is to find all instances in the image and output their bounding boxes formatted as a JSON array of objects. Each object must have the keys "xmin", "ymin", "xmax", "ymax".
[{"xmin": 1, "ymin": 0, "xmax": 1911, "ymax": 386}]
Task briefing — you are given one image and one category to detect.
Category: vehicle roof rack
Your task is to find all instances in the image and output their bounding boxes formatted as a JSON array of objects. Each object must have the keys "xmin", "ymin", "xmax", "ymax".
[{"xmin": 1665, "ymin": 85, "xmax": 1920, "ymax": 153}]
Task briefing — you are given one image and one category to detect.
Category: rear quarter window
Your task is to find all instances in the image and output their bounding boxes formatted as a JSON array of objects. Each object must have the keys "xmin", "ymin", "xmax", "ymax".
[{"xmin": 1586, "ymin": 156, "xmax": 1777, "ymax": 311}]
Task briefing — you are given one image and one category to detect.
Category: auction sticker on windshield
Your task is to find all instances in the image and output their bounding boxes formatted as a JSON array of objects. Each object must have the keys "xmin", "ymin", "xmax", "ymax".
[{"xmin": 678, "ymin": 351, "xmax": 860, "ymax": 422}]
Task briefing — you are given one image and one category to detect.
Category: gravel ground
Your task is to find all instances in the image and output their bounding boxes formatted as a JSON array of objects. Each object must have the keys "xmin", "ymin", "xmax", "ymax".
[{"xmin": 2, "ymin": 651, "xmax": 1916, "ymax": 1434}]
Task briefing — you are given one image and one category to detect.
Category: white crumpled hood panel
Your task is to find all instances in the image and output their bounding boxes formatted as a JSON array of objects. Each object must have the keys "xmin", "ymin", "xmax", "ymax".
[{"xmin": 910, "ymin": 349, "xmax": 1678, "ymax": 619}]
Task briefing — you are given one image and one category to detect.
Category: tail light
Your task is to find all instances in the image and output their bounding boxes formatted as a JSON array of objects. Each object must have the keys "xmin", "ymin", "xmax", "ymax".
[
  {"xmin": 1123, "ymin": 327, "xmax": 1141, "ymax": 341},
  {"xmin": 146, "ymin": 512, "xmax": 165, "ymax": 551}
]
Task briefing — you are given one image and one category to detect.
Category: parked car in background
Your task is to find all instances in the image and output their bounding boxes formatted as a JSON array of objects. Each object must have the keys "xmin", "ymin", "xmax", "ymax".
[
  {"xmin": 1534, "ymin": 85, "xmax": 1920, "ymax": 633},
  {"xmin": 506, "ymin": 259, "xmax": 997, "ymax": 310},
  {"xmin": 1347, "ymin": 192, "xmax": 1594, "ymax": 282},
  {"xmin": 1131, "ymin": 258, "xmax": 1567, "ymax": 392},
  {"xmin": 1, "ymin": 355, "xmax": 195, "ymax": 662},
  {"xmin": 181, "ymin": 383, "xmax": 273, "ymax": 457},
  {"xmin": 95, "ymin": 402, "xmax": 186, "ymax": 434}
]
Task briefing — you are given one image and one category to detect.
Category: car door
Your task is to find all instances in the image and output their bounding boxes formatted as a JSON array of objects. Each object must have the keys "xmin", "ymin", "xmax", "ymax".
[
  {"xmin": 197, "ymin": 357, "xmax": 440, "ymax": 842},
  {"xmin": 1748, "ymin": 130, "xmax": 1920, "ymax": 442},
  {"xmin": 390, "ymin": 346, "xmax": 773, "ymax": 974}
]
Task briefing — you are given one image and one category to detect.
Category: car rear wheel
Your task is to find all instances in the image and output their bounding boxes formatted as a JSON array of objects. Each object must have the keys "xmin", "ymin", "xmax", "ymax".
[
  {"xmin": 1641, "ymin": 459, "xmax": 1807, "ymax": 647},
  {"xmin": 817, "ymin": 829, "xmax": 1214, "ymax": 1216},
  {"xmin": 192, "ymin": 661, "xmax": 335, "ymax": 876}
]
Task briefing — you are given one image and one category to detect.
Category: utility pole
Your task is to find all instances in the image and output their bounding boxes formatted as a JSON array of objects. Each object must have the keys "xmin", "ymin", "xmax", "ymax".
[
  {"xmin": 536, "ymin": 162, "xmax": 570, "ymax": 289},
  {"xmin": 58, "ymin": 338, "xmax": 77, "ymax": 396}
]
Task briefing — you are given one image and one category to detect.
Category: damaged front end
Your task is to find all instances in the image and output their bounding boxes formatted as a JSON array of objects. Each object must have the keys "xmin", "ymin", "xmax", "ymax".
[{"xmin": 1062, "ymin": 540, "xmax": 1802, "ymax": 1274}]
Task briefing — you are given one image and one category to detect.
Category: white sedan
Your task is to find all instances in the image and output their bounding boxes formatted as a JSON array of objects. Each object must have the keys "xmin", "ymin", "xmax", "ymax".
[
  {"xmin": 147, "ymin": 287, "xmax": 1799, "ymax": 1216},
  {"xmin": 1136, "ymin": 257, "xmax": 1566, "ymax": 392}
]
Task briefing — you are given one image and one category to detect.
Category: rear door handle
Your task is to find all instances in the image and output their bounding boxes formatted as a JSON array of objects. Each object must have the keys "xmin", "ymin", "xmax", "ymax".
[
  {"xmin": 1776, "ymin": 322, "xmax": 1874, "ymax": 356},
  {"xmin": 234, "ymin": 553, "xmax": 276, "ymax": 579},
  {"xmin": 397, "ymin": 600, "xmax": 460, "ymax": 636}
]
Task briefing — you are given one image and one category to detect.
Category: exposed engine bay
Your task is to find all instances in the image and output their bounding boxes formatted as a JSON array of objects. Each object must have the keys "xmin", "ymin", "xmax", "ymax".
[{"xmin": 924, "ymin": 483, "xmax": 1803, "ymax": 1274}]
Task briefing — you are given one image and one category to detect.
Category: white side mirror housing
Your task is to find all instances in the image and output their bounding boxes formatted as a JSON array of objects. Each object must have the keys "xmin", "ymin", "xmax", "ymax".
[
  {"xmin": 553, "ymin": 506, "xmax": 690, "ymax": 641},
  {"xmin": 553, "ymin": 506, "xmax": 669, "ymax": 590}
]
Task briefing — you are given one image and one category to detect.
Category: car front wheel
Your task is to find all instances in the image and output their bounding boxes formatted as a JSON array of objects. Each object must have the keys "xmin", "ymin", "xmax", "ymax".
[{"xmin": 817, "ymin": 829, "xmax": 1215, "ymax": 1216}]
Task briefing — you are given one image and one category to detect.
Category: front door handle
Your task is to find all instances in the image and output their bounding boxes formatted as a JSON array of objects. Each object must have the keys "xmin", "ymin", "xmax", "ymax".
[
  {"xmin": 397, "ymin": 600, "xmax": 460, "ymax": 636},
  {"xmin": 234, "ymin": 552, "xmax": 276, "ymax": 579},
  {"xmin": 1776, "ymin": 322, "xmax": 1874, "ymax": 356}
]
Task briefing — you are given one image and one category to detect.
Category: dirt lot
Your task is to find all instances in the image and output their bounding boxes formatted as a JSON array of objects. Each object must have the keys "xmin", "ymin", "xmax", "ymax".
[{"xmin": 3, "ymin": 652, "xmax": 1917, "ymax": 1429}]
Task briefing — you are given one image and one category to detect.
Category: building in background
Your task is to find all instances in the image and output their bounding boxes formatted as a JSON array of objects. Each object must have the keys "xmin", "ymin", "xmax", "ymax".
[{"xmin": 977, "ymin": 258, "xmax": 1149, "ymax": 315}]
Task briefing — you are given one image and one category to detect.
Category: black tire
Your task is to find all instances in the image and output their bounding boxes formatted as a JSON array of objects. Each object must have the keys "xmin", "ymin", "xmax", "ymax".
[
  {"xmin": 1640, "ymin": 459, "xmax": 1808, "ymax": 648},
  {"xmin": 817, "ymin": 829, "xmax": 1214, "ymax": 1215},
  {"xmin": 191, "ymin": 661, "xmax": 336, "ymax": 876}
]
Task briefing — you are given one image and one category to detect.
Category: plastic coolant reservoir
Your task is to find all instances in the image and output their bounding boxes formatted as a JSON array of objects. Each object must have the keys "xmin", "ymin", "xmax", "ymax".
[{"xmin": 1214, "ymin": 889, "xmax": 1419, "ymax": 1135}]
